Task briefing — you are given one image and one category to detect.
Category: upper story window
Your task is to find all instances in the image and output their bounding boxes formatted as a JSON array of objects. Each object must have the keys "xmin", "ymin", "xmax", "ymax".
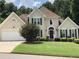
[
  {"xmin": 50, "ymin": 20, "xmax": 52, "ymax": 25},
  {"xmin": 31, "ymin": 18, "xmax": 42, "ymax": 25},
  {"xmin": 34, "ymin": 18, "xmax": 36, "ymax": 24},
  {"xmin": 59, "ymin": 20, "xmax": 61, "ymax": 25},
  {"xmin": 28, "ymin": 17, "xmax": 29, "ymax": 23}
]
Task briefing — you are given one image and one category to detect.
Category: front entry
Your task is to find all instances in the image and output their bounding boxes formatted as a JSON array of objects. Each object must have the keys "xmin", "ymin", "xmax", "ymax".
[{"xmin": 49, "ymin": 27, "xmax": 54, "ymax": 39}]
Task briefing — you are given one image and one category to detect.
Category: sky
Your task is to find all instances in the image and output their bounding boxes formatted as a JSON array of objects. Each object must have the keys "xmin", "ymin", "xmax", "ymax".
[{"xmin": 5, "ymin": 0, "xmax": 54, "ymax": 8}]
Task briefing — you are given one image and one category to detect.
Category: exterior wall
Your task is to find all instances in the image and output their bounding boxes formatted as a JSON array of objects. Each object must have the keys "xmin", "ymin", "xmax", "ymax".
[
  {"xmin": 26, "ymin": 8, "xmax": 62, "ymax": 39},
  {"xmin": 58, "ymin": 17, "xmax": 79, "ymax": 38},
  {"xmin": 0, "ymin": 13, "xmax": 24, "ymax": 31},
  {"xmin": 45, "ymin": 18, "xmax": 59, "ymax": 38},
  {"xmin": 28, "ymin": 10, "xmax": 46, "ymax": 38},
  {"xmin": 28, "ymin": 9, "xmax": 60, "ymax": 39}
]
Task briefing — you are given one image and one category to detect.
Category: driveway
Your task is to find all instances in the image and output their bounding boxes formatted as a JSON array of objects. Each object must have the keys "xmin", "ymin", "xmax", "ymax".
[
  {"xmin": 0, "ymin": 41, "xmax": 23, "ymax": 53},
  {"xmin": 0, "ymin": 53, "xmax": 78, "ymax": 59}
]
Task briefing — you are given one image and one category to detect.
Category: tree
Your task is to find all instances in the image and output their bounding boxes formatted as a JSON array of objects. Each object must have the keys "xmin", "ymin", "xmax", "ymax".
[
  {"xmin": 53, "ymin": 0, "xmax": 73, "ymax": 19},
  {"xmin": 0, "ymin": 0, "xmax": 5, "ymax": 12},
  {"xmin": 42, "ymin": 2, "xmax": 55, "ymax": 12},
  {"xmin": 1, "ymin": 3, "xmax": 17, "ymax": 18},
  {"xmin": 20, "ymin": 24, "xmax": 40, "ymax": 42},
  {"xmin": 16, "ymin": 6, "xmax": 32, "ymax": 15},
  {"xmin": 72, "ymin": 0, "xmax": 79, "ymax": 25},
  {"xmin": 42, "ymin": 1, "xmax": 72, "ymax": 19}
]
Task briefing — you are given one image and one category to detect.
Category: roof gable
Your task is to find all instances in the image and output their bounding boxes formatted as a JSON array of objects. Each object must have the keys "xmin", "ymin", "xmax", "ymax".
[
  {"xmin": 0, "ymin": 12, "xmax": 25, "ymax": 28},
  {"xmin": 27, "ymin": 7, "xmax": 61, "ymax": 19},
  {"xmin": 58, "ymin": 17, "xmax": 79, "ymax": 29},
  {"xmin": 27, "ymin": 8, "xmax": 46, "ymax": 18}
]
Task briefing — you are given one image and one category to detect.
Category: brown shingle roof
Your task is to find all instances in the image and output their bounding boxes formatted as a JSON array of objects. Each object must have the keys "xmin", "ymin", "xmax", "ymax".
[
  {"xmin": 20, "ymin": 14, "xmax": 28, "ymax": 22},
  {"xmin": 40, "ymin": 7, "xmax": 61, "ymax": 19}
]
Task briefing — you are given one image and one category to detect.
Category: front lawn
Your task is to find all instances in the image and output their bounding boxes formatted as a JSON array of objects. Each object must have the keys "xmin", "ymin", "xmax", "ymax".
[{"xmin": 12, "ymin": 42, "xmax": 79, "ymax": 57}]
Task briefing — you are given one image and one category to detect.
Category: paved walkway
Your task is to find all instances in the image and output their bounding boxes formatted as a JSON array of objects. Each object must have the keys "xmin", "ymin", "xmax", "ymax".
[
  {"xmin": 0, "ymin": 41, "xmax": 23, "ymax": 53},
  {"xmin": 0, "ymin": 53, "xmax": 78, "ymax": 59}
]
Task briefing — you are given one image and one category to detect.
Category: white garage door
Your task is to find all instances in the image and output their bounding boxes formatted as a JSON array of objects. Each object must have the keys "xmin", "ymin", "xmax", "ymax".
[{"xmin": 1, "ymin": 31, "xmax": 25, "ymax": 41}]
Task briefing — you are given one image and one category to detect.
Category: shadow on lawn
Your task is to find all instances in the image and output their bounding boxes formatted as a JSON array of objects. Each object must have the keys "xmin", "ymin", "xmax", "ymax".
[{"xmin": 24, "ymin": 41, "xmax": 43, "ymax": 44}]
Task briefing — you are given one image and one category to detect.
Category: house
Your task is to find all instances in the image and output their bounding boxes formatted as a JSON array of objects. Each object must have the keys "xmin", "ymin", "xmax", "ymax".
[
  {"xmin": 27, "ymin": 7, "xmax": 62, "ymax": 39},
  {"xmin": 0, "ymin": 7, "xmax": 79, "ymax": 41}
]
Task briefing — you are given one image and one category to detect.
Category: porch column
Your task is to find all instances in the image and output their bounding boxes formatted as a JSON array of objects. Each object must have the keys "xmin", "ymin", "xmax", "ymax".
[
  {"xmin": 77, "ymin": 29, "xmax": 78, "ymax": 38},
  {"xmin": 66, "ymin": 29, "xmax": 67, "ymax": 38}
]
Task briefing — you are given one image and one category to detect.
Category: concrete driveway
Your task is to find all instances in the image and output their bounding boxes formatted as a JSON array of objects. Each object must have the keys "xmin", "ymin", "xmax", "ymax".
[{"xmin": 0, "ymin": 41, "xmax": 23, "ymax": 53}]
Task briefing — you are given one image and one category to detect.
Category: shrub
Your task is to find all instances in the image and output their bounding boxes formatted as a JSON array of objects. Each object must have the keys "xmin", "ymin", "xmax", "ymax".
[
  {"xmin": 54, "ymin": 38, "xmax": 60, "ymax": 41},
  {"xmin": 39, "ymin": 38, "xmax": 48, "ymax": 41},
  {"xmin": 67, "ymin": 38, "xmax": 74, "ymax": 42},
  {"xmin": 60, "ymin": 38, "xmax": 67, "ymax": 42},
  {"xmin": 74, "ymin": 39, "xmax": 79, "ymax": 44},
  {"xmin": 60, "ymin": 38, "xmax": 74, "ymax": 42},
  {"xmin": 20, "ymin": 24, "xmax": 40, "ymax": 42}
]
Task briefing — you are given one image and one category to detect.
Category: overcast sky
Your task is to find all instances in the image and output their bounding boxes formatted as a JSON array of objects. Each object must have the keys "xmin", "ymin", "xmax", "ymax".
[{"xmin": 5, "ymin": 0, "xmax": 54, "ymax": 8}]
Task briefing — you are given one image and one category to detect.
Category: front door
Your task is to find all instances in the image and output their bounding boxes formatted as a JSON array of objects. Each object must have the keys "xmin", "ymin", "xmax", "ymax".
[{"xmin": 49, "ymin": 27, "xmax": 54, "ymax": 39}]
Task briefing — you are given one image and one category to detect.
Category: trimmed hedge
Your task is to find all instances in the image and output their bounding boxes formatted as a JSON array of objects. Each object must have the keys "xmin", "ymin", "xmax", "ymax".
[
  {"xmin": 54, "ymin": 38, "xmax": 60, "ymax": 41},
  {"xmin": 55, "ymin": 38, "xmax": 74, "ymax": 42},
  {"xmin": 74, "ymin": 39, "xmax": 79, "ymax": 44}
]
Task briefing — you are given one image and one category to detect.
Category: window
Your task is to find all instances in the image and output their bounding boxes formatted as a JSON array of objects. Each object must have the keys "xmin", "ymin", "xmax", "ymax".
[
  {"xmin": 59, "ymin": 21, "xmax": 61, "ymax": 25},
  {"xmin": 32, "ymin": 18, "xmax": 42, "ymax": 25},
  {"xmin": 71, "ymin": 30, "xmax": 75, "ymax": 37},
  {"xmin": 75, "ymin": 29, "xmax": 77, "ymax": 38},
  {"xmin": 38, "ymin": 18, "xmax": 40, "ymax": 24},
  {"xmin": 50, "ymin": 20, "xmax": 52, "ymax": 25},
  {"xmin": 34, "ymin": 18, "xmax": 36, "ymax": 24},
  {"xmin": 32, "ymin": 18, "xmax": 33, "ymax": 24},
  {"xmin": 40, "ymin": 18, "xmax": 42, "ymax": 25},
  {"xmin": 28, "ymin": 17, "xmax": 29, "ymax": 23},
  {"xmin": 60, "ymin": 30, "xmax": 66, "ymax": 38}
]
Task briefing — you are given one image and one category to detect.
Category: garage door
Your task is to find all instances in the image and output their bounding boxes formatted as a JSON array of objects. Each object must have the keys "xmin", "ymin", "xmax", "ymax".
[{"xmin": 1, "ymin": 31, "xmax": 25, "ymax": 41}]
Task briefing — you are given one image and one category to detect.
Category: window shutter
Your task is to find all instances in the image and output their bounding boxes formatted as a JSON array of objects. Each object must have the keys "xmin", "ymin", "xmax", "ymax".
[
  {"xmin": 32, "ymin": 18, "xmax": 33, "ymax": 24},
  {"xmin": 40, "ymin": 18, "xmax": 42, "ymax": 25}
]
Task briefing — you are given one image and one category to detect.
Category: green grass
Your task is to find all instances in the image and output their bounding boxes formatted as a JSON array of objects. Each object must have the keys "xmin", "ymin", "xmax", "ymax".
[{"xmin": 12, "ymin": 42, "xmax": 79, "ymax": 57}]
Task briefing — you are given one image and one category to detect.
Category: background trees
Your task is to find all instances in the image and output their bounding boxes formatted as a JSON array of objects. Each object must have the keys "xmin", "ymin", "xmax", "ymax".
[
  {"xmin": 42, "ymin": 0, "xmax": 72, "ymax": 19},
  {"xmin": 42, "ymin": 0, "xmax": 79, "ymax": 25},
  {"xmin": 0, "ymin": 0, "xmax": 32, "ymax": 23},
  {"xmin": 0, "ymin": 0, "xmax": 79, "ymax": 25},
  {"xmin": 16, "ymin": 6, "xmax": 32, "ymax": 16},
  {"xmin": 71, "ymin": 0, "xmax": 79, "ymax": 25}
]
